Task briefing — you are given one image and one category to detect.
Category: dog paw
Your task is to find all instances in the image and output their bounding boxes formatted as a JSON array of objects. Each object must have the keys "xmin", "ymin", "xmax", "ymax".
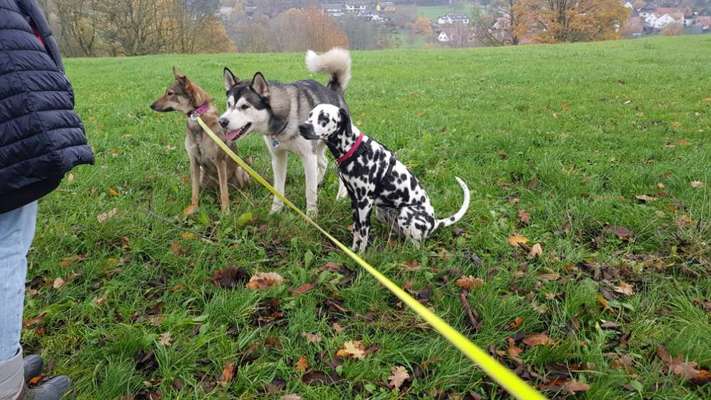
[
  {"xmin": 269, "ymin": 204, "xmax": 284, "ymax": 215},
  {"xmin": 306, "ymin": 207, "xmax": 318, "ymax": 219},
  {"xmin": 182, "ymin": 204, "xmax": 198, "ymax": 217}
]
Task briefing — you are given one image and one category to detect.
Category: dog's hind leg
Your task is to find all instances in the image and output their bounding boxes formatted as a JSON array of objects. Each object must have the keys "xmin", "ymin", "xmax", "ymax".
[
  {"xmin": 269, "ymin": 149, "xmax": 288, "ymax": 214},
  {"xmin": 217, "ymin": 159, "xmax": 230, "ymax": 213},
  {"xmin": 303, "ymin": 155, "xmax": 319, "ymax": 218}
]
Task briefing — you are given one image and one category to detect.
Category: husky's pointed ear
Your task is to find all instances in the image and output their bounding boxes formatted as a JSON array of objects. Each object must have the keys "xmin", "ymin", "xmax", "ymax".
[
  {"xmin": 251, "ymin": 72, "xmax": 270, "ymax": 98},
  {"xmin": 173, "ymin": 66, "xmax": 186, "ymax": 80},
  {"xmin": 224, "ymin": 68, "xmax": 239, "ymax": 90}
]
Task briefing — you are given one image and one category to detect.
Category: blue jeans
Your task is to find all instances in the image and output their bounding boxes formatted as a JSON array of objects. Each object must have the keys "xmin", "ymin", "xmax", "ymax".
[{"xmin": 0, "ymin": 202, "xmax": 37, "ymax": 361}]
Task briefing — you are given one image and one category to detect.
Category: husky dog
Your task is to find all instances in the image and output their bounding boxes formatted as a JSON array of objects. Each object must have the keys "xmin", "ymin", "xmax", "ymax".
[
  {"xmin": 151, "ymin": 67, "xmax": 250, "ymax": 214},
  {"xmin": 299, "ymin": 104, "xmax": 470, "ymax": 253},
  {"xmin": 219, "ymin": 48, "xmax": 351, "ymax": 217}
]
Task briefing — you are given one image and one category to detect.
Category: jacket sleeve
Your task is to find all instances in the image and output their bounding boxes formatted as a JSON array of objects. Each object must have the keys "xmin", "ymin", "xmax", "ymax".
[{"xmin": 17, "ymin": 0, "xmax": 65, "ymax": 72}]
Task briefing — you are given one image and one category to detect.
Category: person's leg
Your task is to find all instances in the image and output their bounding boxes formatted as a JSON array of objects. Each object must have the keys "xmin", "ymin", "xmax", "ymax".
[{"xmin": 0, "ymin": 201, "xmax": 38, "ymax": 399}]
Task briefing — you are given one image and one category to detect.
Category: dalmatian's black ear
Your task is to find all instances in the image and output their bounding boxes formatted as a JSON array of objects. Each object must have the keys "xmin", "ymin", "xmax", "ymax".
[{"xmin": 338, "ymin": 108, "xmax": 352, "ymax": 135}]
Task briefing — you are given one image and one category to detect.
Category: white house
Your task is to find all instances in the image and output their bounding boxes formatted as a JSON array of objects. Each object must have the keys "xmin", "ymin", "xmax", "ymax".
[
  {"xmin": 437, "ymin": 32, "xmax": 450, "ymax": 42},
  {"xmin": 437, "ymin": 14, "xmax": 470, "ymax": 25},
  {"xmin": 643, "ymin": 8, "xmax": 685, "ymax": 29}
]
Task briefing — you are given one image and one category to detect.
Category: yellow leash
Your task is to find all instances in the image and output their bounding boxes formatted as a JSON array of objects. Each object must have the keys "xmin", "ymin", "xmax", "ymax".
[{"xmin": 196, "ymin": 117, "xmax": 547, "ymax": 400}]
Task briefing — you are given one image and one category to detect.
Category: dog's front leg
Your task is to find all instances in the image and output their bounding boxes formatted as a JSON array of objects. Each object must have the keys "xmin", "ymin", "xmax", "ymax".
[
  {"xmin": 270, "ymin": 149, "xmax": 288, "ymax": 214},
  {"xmin": 303, "ymin": 155, "xmax": 319, "ymax": 218},
  {"xmin": 217, "ymin": 158, "xmax": 230, "ymax": 213},
  {"xmin": 185, "ymin": 157, "xmax": 201, "ymax": 216},
  {"xmin": 351, "ymin": 198, "xmax": 374, "ymax": 253}
]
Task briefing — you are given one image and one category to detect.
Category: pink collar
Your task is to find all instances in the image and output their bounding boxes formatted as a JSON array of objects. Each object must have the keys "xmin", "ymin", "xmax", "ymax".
[
  {"xmin": 189, "ymin": 103, "xmax": 210, "ymax": 120},
  {"xmin": 337, "ymin": 132, "xmax": 365, "ymax": 165}
]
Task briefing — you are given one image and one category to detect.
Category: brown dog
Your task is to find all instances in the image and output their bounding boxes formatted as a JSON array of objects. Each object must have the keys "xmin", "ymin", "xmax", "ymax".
[{"xmin": 151, "ymin": 68, "xmax": 249, "ymax": 214}]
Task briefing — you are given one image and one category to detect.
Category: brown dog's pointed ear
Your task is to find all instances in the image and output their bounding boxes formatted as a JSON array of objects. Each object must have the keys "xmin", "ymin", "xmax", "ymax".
[
  {"xmin": 251, "ymin": 72, "xmax": 270, "ymax": 98},
  {"xmin": 173, "ymin": 66, "xmax": 189, "ymax": 87},
  {"xmin": 224, "ymin": 68, "xmax": 239, "ymax": 91}
]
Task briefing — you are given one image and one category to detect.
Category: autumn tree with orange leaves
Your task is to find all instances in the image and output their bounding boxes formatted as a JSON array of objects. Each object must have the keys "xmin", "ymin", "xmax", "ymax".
[{"xmin": 514, "ymin": 0, "xmax": 630, "ymax": 43}]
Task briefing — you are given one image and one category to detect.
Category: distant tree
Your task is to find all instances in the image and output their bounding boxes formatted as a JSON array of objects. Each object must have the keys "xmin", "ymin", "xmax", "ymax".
[
  {"xmin": 662, "ymin": 22, "xmax": 684, "ymax": 36},
  {"xmin": 54, "ymin": 0, "xmax": 101, "ymax": 56},
  {"xmin": 412, "ymin": 16, "xmax": 434, "ymax": 36},
  {"xmin": 514, "ymin": 0, "xmax": 630, "ymax": 43},
  {"xmin": 339, "ymin": 17, "xmax": 393, "ymax": 50}
]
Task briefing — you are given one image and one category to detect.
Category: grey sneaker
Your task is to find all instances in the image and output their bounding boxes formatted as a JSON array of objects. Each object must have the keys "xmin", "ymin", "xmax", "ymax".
[
  {"xmin": 23, "ymin": 355, "xmax": 43, "ymax": 382},
  {"xmin": 26, "ymin": 376, "xmax": 71, "ymax": 400}
]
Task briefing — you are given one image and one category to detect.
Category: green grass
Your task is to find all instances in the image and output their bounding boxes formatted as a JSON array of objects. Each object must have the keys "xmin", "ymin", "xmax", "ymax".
[
  {"xmin": 417, "ymin": 4, "xmax": 472, "ymax": 20},
  {"xmin": 24, "ymin": 36, "xmax": 711, "ymax": 399}
]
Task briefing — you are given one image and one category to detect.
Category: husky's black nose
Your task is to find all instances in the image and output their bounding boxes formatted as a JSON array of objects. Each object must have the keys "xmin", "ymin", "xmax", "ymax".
[{"xmin": 219, "ymin": 118, "xmax": 229, "ymax": 129}]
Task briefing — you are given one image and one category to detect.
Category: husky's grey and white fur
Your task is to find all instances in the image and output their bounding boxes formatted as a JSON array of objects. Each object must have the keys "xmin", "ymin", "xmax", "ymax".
[{"xmin": 219, "ymin": 48, "xmax": 351, "ymax": 217}]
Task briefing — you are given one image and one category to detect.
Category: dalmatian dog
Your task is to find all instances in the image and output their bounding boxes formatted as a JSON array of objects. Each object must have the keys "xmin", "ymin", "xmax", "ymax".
[{"xmin": 299, "ymin": 104, "xmax": 470, "ymax": 253}]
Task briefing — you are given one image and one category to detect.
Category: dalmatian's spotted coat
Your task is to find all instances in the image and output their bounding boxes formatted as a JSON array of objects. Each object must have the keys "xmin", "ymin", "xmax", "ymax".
[{"xmin": 299, "ymin": 104, "xmax": 470, "ymax": 253}]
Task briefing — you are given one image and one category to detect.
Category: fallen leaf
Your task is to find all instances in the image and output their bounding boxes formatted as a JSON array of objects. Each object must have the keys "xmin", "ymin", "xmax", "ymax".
[
  {"xmin": 66, "ymin": 173, "xmax": 75, "ymax": 183},
  {"xmin": 108, "ymin": 187, "xmax": 120, "ymax": 197},
  {"xmin": 507, "ymin": 337, "xmax": 524, "ymax": 362},
  {"xmin": 538, "ymin": 273, "xmax": 560, "ymax": 282},
  {"xmin": 246, "ymin": 272, "xmax": 284, "ymax": 289},
  {"xmin": 517, "ymin": 209, "xmax": 531, "ymax": 225},
  {"xmin": 507, "ymin": 234, "xmax": 529, "ymax": 247},
  {"xmin": 614, "ymin": 282, "xmax": 635, "ymax": 296},
  {"xmin": 28, "ymin": 374, "xmax": 44, "ymax": 386},
  {"xmin": 218, "ymin": 362, "xmax": 236, "ymax": 386},
  {"xmin": 562, "ymin": 380, "xmax": 590, "ymax": 394},
  {"xmin": 609, "ymin": 226, "xmax": 633, "ymax": 241},
  {"xmin": 528, "ymin": 243, "xmax": 543, "ymax": 259},
  {"xmin": 388, "ymin": 366, "xmax": 410, "ymax": 389},
  {"xmin": 456, "ymin": 276, "xmax": 484, "ymax": 290},
  {"xmin": 291, "ymin": 283, "xmax": 315, "ymax": 297},
  {"xmin": 302, "ymin": 332, "xmax": 322, "ymax": 344},
  {"xmin": 281, "ymin": 394, "xmax": 302, "ymax": 400},
  {"xmin": 597, "ymin": 294, "xmax": 611, "ymax": 310},
  {"xmin": 332, "ymin": 322, "xmax": 344, "ymax": 333},
  {"xmin": 509, "ymin": 317, "xmax": 524, "ymax": 330},
  {"xmin": 523, "ymin": 333, "xmax": 553, "ymax": 347},
  {"xmin": 635, "ymin": 194, "xmax": 657, "ymax": 203},
  {"xmin": 97, "ymin": 208, "xmax": 118, "ymax": 223},
  {"xmin": 657, "ymin": 346, "xmax": 711, "ymax": 384},
  {"xmin": 158, "ymin": 332, "xmax": 172, "ymax": 347},
  {"xmin": 336, "ymin": 340, "xmax": 366, "ymax": 360},
  {"xmin": 691, "ymin": 181, "xmax": 704, "ymax": 189},
  {"xmin": 52, "ymin": 277, "xmax": 65, "ymax": 289},
  {"xmin": 180, "ymin": 231, "xmax": 196, "ymax": 240},
  {"xmin": 402, "ymin": 260, "xmax": 421, "ymax": 271},
  {"xmin": 295, "ymin": 356, "xmax": 309, "ymax": 373},
  {"xmin": 657, "ymin": 182, "xmax": 666, "ymax": 189},
  {"xmin": 170, "ymin": 241, "xmax": 185, "ymax": 256},
  {"xmin": 211, "ymin": 267, "xmax": 249, "ymax": 289},
  {"xmin": 59, "ymin": 254, "xmax": 85, "ymax": 268}
]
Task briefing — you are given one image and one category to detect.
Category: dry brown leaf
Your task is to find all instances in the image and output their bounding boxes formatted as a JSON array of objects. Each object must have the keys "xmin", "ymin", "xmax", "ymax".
[
  {"xmin": 614, "ymin": 282, "xmax": 635, "ymax": 296},
  {"xmin": 336, "ymin": 340, "xmax": 366, "ymax": 360},
  {"xmin": 538, "ymin": 273, "xmax": 560, "ymax": 282},
  {"xmin": 28, "ymin": 374, "xmax": 44, "ymax": 385},
  {"xmin": 388, "ymin": 366, "xmax": 410, "ymax": 389},
  {"xmin": 509, "ymin": 317, "xmax": 524, "ymax": 330},
  {"xmin": 528, "ymin": 243, "xmax": 543, "ymax": 259},
  {"xmin": 218, "ymin": 362, "xmax": 236, "ymax": 386},
  {"xmin": 635, "ymin": 194, "xmax": 657, "ymax": 203},
  {"xmin": 52, "ymin": 277, "xmax": 65, "ymax": 289},
  {"xmin": 517, "ymin": 209, "xmax": 531, "ymax": 225},
  {"xmin": 507, "ymin": 234, "xmax": 529, "ymax": 247},
  {"xmin": 690, "ymin": 181, "xmax": 704, "ymax": 189},
  {"xmin": 302, "ymin": 332, "xmax": 322, "ymax": 344},
  {"xmin": 291, "ymin": 283, "xmax": 315, "ymax": 296},
  {"xmin": 657, "ymin": 346, "xmax": 711, "ymax": 384},
  {"xmin": 507, "ymin": 337, "xmax": 523, "ymax": 362},
  {"xmin": 295, "ymin": 356, "xmax": 309, "ymax": 373},
  {"xmin": 562, "ymin": 380, "xmax": 590, "ymax": 394},
  {"xmin": 108, "ymin": 187, "xmax": 120, "ymax": 197},
  {"xmin": 456, "ymin": 276, "xmax": 484, "ymax": 290},
  {"xmin": 59, "ymin": 255, "xmax": 85, "ymax": 268},
  {"xmin": 170, "ymin": 241, "xmax": 185, "ymax": 257},
  {"xmin": 332, "ymin": 322, "xmax": 344, "ymax": 333},
  {"xmin": 597, "ymin": 294, "xmax": 611, "ymax": 310},
  {"xmin": 97, "ymin": 208, "xmax": 117, "ymax": 223},
  {"xmin": 281, "ymin": 395, "xmax": 302, "ymax": 400},
  {"xmin": 523, "ymin": 333, "xmax": 553, "ymax": 347},
  {"xmin": 158, "ymin": 332, "xmax": 172, "ymax": 347},
  {"xmin": 66, "ymin": 173, "xmax": 75, "ymax": 183},
  {"xmin": 402, "ymin": 260, "xmax": 421, "ymax": 271},
  {"xmin": 246, "ymin": 272, "xmax": 284, "ymax": 290}
]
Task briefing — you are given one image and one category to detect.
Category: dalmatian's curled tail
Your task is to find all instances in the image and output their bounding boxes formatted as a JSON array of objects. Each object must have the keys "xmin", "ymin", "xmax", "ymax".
[{"xmin": 436, "ymin": 177, "xmax": 470, "ymax": 230}]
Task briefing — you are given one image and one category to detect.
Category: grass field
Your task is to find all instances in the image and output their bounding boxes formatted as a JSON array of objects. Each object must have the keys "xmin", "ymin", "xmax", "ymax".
[
  {"xmin": 417, "ymin": 4, "xmax": 472, "ymax": 19},
  {"xmin": 23, "ymin": 36, "xmax": 711, "ymax": 399}
]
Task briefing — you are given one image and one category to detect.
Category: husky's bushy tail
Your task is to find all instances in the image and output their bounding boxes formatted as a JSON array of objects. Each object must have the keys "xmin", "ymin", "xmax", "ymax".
[
  {"xmin": 435, "ymin": 177, "xmax": 471, "ymax": 230},
  {"xmin": 305, "ymin": 48, "xmax": 352, "ymax": 95}
]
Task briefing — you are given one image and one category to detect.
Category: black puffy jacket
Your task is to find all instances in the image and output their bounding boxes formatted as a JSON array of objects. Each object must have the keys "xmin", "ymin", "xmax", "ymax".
[{"xmin": 0, "ymin": 0, "xmax": 94, "ymax": 214}]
